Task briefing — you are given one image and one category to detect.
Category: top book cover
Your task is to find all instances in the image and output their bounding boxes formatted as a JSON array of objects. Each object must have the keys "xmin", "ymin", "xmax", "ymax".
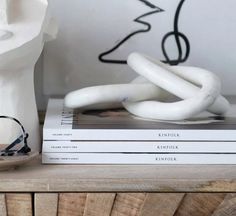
[{"xmin": 43, "ymin": 98, "xmax": 236, "ymax": 141}]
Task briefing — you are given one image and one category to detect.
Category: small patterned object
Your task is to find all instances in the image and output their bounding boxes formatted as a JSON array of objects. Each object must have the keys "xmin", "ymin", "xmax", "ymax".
[{"xmin": 0, "ymin": 116, "xmax": 31, "ymax": 156}]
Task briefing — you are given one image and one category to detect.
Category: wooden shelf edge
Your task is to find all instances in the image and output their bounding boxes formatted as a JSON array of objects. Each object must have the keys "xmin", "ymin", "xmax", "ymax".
[{"xmin": 0, "ymin": 156, "xmax": 236, "ymax": 192}]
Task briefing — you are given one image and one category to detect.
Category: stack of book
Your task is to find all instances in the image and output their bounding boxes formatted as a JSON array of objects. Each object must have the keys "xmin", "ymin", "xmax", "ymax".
[{"xmin": 42, "ymin": 98, "xmax": 236, "ymax": 164}]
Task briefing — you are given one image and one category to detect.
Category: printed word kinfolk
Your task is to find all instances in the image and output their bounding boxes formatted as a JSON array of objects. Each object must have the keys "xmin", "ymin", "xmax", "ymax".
[
  {"xmin": 155, "ymin": 157, "xmax": 177, "ymax": 161},
  {"xmin": 156, "ymin": 145, "xmax": 179, "ymax": 150},
  {"xmin": 158, "ymin": 133, "xmax": 180, "ymax": 138}
]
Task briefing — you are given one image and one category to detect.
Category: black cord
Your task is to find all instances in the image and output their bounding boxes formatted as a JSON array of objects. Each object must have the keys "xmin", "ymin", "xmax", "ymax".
[
  {"xmin": 161, "ymin": 0, "xmax": 190, "ymax": 65},
  {"xmin": 98, "ymin": 0, "xmax": 164, "ymax": 64},
  {"xmin": 98, "ymin": 0, "xmax": 190, "ymax": 66}
]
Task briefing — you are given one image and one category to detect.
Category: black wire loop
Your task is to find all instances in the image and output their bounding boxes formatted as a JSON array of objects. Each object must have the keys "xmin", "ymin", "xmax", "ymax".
[
  {"xmin": 98, "ymin": 0, "xmax": 190, "ymax": 66},
  {"xmin": 98, "ymin": 0, "xmax": 164, "ymax": 64},
  {"xmin": 161, "ymin": 0, "xmax": 190, "ymax": 65}
]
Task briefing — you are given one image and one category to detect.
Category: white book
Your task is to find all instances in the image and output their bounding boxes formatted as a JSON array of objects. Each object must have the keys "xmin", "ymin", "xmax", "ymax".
[
  {"xmin": 43, "ymin": 140, "xmax": 236, "ymax": 153},
  {"xmin": 42, "ymin": 152, "xmax": 236, "ymax": 164},
  {"xmin": 44, "ymin": 98, "xmax": 236, "ymax": 141}
]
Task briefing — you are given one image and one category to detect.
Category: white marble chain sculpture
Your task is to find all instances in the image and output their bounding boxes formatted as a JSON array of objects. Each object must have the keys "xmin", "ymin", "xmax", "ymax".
[
  {"xmin": 65, "ymin": 53, "xmax": 230, "ymax": 121},
  {"xmin": 0, "ymin": 0, "xmax": 57, "ymax": 150}
]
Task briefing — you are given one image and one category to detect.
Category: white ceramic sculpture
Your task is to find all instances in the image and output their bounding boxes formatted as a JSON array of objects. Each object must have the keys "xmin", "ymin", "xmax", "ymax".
[
  {"xmin": 0, "ymin": 0, "xmax": 8, "ymax": 25},
  {"xmin": 65, "ymin": 53, "xmax": 230, "ymax": 122},
  {"xmin": 0, "ymin": 0, "xmax": 57, "ymax": 151}
]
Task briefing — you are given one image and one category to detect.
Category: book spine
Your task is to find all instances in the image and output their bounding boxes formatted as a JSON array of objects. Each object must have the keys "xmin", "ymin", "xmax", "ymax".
[
  {"xmin": 43, "ymin": 129, "xmax": 236, "ymax": 141},
  {"xmin": 42, "ymin": 141, "xmax": 236, "ymax": 153},
  {"xmin": 42, "ymin": 153, "xmax": 236, "ymax": 164}
]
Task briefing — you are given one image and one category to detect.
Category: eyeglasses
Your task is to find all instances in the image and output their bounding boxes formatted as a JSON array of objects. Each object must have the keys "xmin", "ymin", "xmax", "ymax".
[{"xmin": 0, "ymin": 116, "xmax": 31, "ymax": 156}]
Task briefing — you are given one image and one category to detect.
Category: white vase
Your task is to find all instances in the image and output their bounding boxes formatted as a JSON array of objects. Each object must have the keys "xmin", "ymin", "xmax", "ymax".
[{"xmin": 0, "ymin": 0, "xmax": 57, "ymax": 151}]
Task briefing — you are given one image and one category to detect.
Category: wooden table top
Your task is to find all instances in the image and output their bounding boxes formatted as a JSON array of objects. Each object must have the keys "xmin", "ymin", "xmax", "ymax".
[{"xmin": 0, "ymin": 155, "xmax": 236, "ymax": 192}]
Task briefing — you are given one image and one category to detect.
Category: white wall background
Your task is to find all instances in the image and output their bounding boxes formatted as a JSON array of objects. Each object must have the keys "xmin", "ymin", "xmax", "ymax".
[{"xmin": 35, "ymin": 0, "xmax": 236, "ymax": 109}]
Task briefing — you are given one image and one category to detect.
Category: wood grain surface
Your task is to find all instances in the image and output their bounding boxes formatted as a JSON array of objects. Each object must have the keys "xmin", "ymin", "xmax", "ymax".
[
  {"xmin": 174, "ymin": 193, "xmax": 226, "ymax": 216},
  {"xmin": 111, "ymin": 193, "xmax": 146, "ymax": 216},
  {"xmin": 0, "ymin": 194, "xmax": 7, "ymax": 216},
  {"xmin": 139, "ymin": 193, "xmax": 185, "ymax": 216},
  {"xmin": 35, "ymin": 193, "xmax": 58, "ymax": 216},
  {"xmin": 83, "ymin": 193, "xmax": 115, "ymax": 216},
  {"xmin": 0, "ymin": 192, "xmax": 235, "ymax": 215},
  {"xmin": 58, "ymin": 193, "xmax": 87, "ymax": 216},
  {"xmin": 32, "ymin": 193, "xmax": 236, "ymax": 216},
  {"xmin": 6, "ymin": 193, "xmax": 32, "ymax": 216},
  {"xmin": 212, "ymin": 194, "xmax": 236, "ymax": 216},
  {"xmin": 1, "ymin": 156, "xmax": 236, "ymax": 192}
]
